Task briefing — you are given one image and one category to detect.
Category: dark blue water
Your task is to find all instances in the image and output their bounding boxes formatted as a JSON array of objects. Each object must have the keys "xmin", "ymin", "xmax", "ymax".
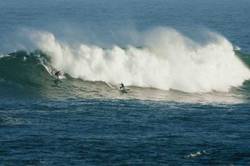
[
  {"xmin": 1, "ymin": 99, "xmax": 250, "ymax": 165},
  {"xmin": 0, "ymin": 0, "xmax": 250, "ymax": 165},
  {"xmin": 1, "ymin": 0, "xmax": 250, "ymax": 52}
]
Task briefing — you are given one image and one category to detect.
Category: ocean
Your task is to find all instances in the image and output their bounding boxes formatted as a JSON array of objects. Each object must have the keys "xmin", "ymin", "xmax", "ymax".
[{"xmin": 0, "ymin": 0, "xmax": 250, "ymax": 165}]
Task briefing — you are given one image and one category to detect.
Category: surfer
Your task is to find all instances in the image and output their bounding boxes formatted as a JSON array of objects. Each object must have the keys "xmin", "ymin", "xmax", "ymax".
[
  {"xmin": 54, "ymin": 70, "xmax": 63, "ymax": 85},
  {"xmin": 120, "ymin": 83, "xmax": 125, "ymax": 90},
  {"xmin": 120, "ymin": 83, "xmax": 128, "ymax": 93},
  {"xmin": 55, "ymin": 71, "xmax": 62, "ymax": 79}
]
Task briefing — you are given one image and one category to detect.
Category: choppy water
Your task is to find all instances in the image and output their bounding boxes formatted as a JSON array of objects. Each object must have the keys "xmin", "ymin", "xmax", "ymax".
[
  {"xmin": 0, "ymin": 0, "xmax": 250, "ymax": 165},
  {"xmin": 1, "ymin": 100, "xmax": 250, "ymax": 165}
]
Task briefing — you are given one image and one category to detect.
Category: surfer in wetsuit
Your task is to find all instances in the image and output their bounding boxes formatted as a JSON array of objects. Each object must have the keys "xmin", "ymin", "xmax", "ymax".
[
  {"xmin": 55, "ymin": 71, "xmax": 61, "ymax": 79},
  {"xmin": 54, "ymin": 70, "xmax": 62, "ymax": 85},
  {"xmin": 120, "ymin": 83, "xmax": 128, "ymax": 93},
  {"xmin": 120, "ymin": 83, "xmax": 125, "ymax": 90}
]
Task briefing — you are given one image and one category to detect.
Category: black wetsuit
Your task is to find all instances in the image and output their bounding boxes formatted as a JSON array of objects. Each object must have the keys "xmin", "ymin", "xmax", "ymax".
[
  {"xmin": 55, "ymin": 71, "xmax": 61, "ymax": 77},
  {"xmin": 120, "ymin": 84, "xmax": 125, "ymax": 90}
]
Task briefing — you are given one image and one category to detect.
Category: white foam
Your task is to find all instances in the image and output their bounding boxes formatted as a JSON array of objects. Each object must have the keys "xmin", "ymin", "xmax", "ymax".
[
  {"xmin": 30, "ymin": 28, "xmax": 250, "ymax": 93},
  {"xmin": 234, "ymin": 45, "xmax": 241, "ymax": 51},
  {"xmin": 185, "ymin": 150, "xmax": 208, "ymax": 158},
  {"xmin": 0, "ymin": 54, "xmax": 10, "ymax": 59}
]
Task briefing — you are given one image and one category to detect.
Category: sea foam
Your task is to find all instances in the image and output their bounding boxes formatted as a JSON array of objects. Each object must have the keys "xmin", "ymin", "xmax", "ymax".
[{"xmin": 30, "ymin": 27, "xmax": 250, "ymax": 93}]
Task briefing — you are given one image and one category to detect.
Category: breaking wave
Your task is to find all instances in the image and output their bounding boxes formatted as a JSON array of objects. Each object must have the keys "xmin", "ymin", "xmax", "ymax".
[
  {"xmin": 0, "ymin": 27, "xmax": 250, "ymax": 100},
  {"xmin": 27, "ymin": 27, "xmax": 250, "ymax": 93}
]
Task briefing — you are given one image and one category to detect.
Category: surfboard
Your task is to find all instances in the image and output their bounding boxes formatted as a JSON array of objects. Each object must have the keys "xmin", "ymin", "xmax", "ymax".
[
  {"xmin": 120, "ymin": 89, "xmax": 128, "ymax": 93},
  {"xmin": 120, "ymin": 87, "xmax": 130, "ymax": 93}
]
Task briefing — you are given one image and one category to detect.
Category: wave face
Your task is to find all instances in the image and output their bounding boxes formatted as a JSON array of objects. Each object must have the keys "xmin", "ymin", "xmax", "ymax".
[
  {"xmin": 27, "ymin": 27, "xmax": 250, "ymax": 93},
  {"xmin": 0, "ymin": 51, "xmax": 51, "ymax": 86}
]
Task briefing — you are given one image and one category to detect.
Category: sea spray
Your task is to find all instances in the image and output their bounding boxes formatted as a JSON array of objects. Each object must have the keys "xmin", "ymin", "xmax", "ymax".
[{"xmin": 30, "ymin": 27, "xmax": 250, "ymax": 93}]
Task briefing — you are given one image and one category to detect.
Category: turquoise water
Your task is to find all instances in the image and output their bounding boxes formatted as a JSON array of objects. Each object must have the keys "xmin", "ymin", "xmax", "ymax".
[{"xmin": 0, "ymin": 0, "xmax": 250, "ymax": 165}]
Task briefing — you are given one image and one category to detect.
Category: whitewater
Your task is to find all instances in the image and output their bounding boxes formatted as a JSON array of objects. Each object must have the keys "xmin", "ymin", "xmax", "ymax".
[{"xmin": 28, "ymin": 27, "xmax": 250, "ymax": 93}]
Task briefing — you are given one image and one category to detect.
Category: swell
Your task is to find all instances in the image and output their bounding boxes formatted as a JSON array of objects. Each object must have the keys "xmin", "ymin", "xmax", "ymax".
[
  {"xmin": 0, "ymin": 28, "xmax": 250, "ymax": 96},
  {"xmin": 29, "ymin": 28, "xmax": 250, "ymax": 93},
  {"xmin": 0, "ymin": 49, "xmax": 250, "ymax": 93},
  {"xmin": 0, "ymin": 50, "xmax": 52, "ymax": 87}
]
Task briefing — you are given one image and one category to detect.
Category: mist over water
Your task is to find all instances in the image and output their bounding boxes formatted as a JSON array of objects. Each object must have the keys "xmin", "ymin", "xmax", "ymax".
[
  {"xmin": 26, "ymin": 27, "xmax": 249, "ymax": 93},
  {"xmin": 1, "ymin": 26, "xmax": 250, "ymax": 104}
]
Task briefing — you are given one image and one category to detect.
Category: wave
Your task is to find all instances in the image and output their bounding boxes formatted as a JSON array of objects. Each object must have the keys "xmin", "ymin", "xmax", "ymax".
[
  {"xmin": 28, "ymin": 28, "xmax": 250, "ymax": 93},
  {"xmin": 0, "ymin": 27, "xmax": 250, "ymax": 97},
  {"xmin": 0, "ymin": 50, "xmax": 52, "ymax": 87}
]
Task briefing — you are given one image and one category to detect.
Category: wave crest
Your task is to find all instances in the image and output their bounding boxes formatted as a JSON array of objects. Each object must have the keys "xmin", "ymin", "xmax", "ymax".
[{"xmin": 22, "ymin": 28, "xmax": 250, "ymax": 92}]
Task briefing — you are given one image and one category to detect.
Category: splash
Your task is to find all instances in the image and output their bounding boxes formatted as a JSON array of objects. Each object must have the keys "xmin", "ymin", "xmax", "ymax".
[{"xmin": 29, "ymin": 27, "xmax": 250, "ymax": 93}]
